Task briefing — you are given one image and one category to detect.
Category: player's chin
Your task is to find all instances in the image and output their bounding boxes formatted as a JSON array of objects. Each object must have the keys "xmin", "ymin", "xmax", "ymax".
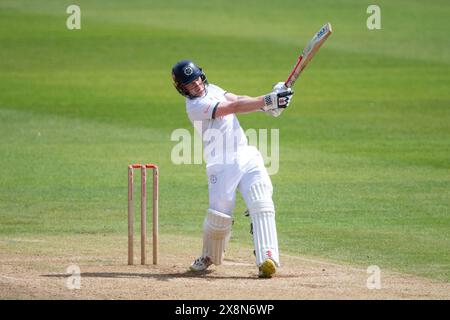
[{"xmin": 193, "ymin": 89, "xmax": 205, "ymax": 97}]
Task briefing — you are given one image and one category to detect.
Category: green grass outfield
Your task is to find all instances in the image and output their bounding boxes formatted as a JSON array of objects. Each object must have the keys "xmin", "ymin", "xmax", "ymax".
[{"xmin": 0, "ymin": 0, "xmax": 449, "ymax": 281}]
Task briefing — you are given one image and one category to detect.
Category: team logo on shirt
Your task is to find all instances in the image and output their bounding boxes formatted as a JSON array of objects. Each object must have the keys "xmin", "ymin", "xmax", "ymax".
[
  {"xmin": 183, "ymin": 66, "xmax": 193, "ymax": 76},
  {"xmin": 209, "ymin": 174, "xmax": 217, "ymax": 184}
]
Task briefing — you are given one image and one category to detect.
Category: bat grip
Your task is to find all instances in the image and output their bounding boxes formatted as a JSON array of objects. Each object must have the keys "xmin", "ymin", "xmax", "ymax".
[{"xmin": 278, "ymin": 90, "xmax": 293, "ymax": 97}]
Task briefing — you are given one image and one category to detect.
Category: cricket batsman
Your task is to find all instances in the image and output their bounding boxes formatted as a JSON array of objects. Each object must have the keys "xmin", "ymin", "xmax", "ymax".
[{"xmin": 171, "ymin": 60, "xmax": 294, "ymax": 278}]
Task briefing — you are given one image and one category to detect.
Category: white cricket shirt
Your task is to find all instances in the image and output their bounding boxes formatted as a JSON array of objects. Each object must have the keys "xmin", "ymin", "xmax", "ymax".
[{"xmin": 185, "ymin": 84, "xmax": 248, "ymax": 166}]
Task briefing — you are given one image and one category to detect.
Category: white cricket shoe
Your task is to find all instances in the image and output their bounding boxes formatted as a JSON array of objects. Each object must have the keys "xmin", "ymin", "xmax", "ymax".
[
  {"xmin": 258, "ymin": 259, "xmax": 276, "ymax": 278},
  {"xmin": 189, "ymin": 256, "xmax": 213, "ymax": 272}
]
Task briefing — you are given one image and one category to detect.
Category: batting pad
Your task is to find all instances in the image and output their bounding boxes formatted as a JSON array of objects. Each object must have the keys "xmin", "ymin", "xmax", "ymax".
[
  {"xmin": 248, "ymin": 183, "xmax": 280, "ymax": 267},
  {"xmin": 202, "ymin": 209, "xmax": 233, "ymax": 265}
]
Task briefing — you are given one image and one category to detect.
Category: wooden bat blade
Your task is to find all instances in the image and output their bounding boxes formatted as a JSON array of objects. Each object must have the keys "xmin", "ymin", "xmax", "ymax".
[{"xmin": 285, "ymin": 22, "xmax": 332, "ymax": 88}]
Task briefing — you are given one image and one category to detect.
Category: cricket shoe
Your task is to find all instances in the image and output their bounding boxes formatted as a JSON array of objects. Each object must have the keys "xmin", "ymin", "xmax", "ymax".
[
  {"xmin": 189, "ymin": 256, "xmax": 212, "ymax": 272},
  {"xmin": 258, "ymin": 259, "xmax": 276, "ymax": 278}
]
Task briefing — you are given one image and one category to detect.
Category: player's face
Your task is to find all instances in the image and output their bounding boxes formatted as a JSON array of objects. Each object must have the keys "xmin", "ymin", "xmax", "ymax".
[{"xmin": 185, "ymin": 77, "xmax": 205, "ymax": 97}]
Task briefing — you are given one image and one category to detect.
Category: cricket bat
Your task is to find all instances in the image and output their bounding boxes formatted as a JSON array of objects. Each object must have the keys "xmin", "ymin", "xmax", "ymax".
[{"xmin": 285, "ymin": 22, "xmax": 333, "ymax": 88}]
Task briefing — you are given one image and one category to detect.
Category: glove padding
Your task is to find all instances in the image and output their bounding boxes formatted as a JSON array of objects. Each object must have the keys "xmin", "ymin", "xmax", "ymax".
[
  {"xmin": 273, "ymin": 81, "xmax": 288, "ymax": 92},
  {"xmin": 266, "ymin": 108, "xmax": 284, "ymax": 117},
  {"xmin": 265, "ymin": 82, "xmax": 293, "ymax": 117},
  {"xmin": 262, "ymin": 87, "xmax": 293, "ymax": 111}
]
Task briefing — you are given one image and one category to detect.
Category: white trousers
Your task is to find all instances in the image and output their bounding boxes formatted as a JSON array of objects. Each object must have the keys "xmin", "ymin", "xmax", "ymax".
[{"xmin": 206, "ymin": 146, "xmax": 273, "ymax": 216}]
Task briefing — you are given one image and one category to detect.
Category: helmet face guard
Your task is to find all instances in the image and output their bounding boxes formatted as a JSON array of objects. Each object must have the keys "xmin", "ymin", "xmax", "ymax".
[{"xmin": 171, "ymin": 60, "xmax": 208, "ymax": 98}]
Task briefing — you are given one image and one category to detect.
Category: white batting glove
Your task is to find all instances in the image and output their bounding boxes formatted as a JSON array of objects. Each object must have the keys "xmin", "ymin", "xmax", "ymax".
[
  {"xmin": 272, "ymin": 81, "xmax": 288, "ymax": 92},
  {"xmin": 266, "ymin": 109, "xmax": 284, "ymax": 117},
  {"xmin": 262, "ymin": 87, "xmax": 293, "ymax": 111},
  {"xmin": 266, "ymin": 82, "xmax": 290, "ymax": 117}
]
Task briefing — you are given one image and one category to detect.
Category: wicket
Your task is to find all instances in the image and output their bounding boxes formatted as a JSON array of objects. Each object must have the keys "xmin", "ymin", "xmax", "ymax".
[{"xmin": 128, "ymin": 163, "xmax": 159, "ymax": 265}]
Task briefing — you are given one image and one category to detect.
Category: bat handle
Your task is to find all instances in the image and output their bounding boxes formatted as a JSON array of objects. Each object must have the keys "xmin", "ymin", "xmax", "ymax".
[{"xmin": 278, "ymin": 90, "xmax": 293, "ymax": 97}]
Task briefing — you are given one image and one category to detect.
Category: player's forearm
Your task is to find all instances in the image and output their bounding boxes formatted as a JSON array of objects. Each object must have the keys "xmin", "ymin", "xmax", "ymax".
[
  {"xmin": 215, "ymin": 96, "xmax": 264, "ymax": 117},
  {"xmin": 216, "ymin": 87, "xmax": 293, "ymax": 117},
  {"xmin": 229, "ymin": 96, "xmax": 264, "ymax": 114},
  {"xmin": 237, "ymin": 95, "xmax": 252, "ymax": 100}
]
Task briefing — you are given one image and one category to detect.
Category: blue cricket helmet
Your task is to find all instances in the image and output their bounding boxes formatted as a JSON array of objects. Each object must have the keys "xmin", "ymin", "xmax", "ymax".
[{"xmin": 171, "ymin": 60, "xmax": 208, "ymax": 97}]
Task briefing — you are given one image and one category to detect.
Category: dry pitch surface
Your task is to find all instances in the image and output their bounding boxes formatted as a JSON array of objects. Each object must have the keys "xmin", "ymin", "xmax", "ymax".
[{"xmin": 1, "ymin": 235, "xmax": 449, "ymax": 300}]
